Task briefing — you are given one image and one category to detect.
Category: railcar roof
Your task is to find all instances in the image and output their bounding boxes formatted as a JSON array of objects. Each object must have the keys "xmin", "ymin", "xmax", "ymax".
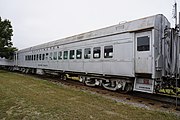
[{"xmin": 19, "ymin": 14, "xmax": 168, "ymax": 53}]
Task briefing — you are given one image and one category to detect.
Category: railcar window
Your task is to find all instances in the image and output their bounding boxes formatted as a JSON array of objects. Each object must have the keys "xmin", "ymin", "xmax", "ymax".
[
  {"xmin": 53, "ymin": 52, "xmax": 57, "ymax": 60},
  {"xmin": 84, "ymin": 48, "xmax": 91, "ymax": 59},
  {"xmin": 50, "ymin": 52, "xmax": 53, "ymax": 60},
  {"xmin": 93, "ymin": 47, "xmax": 101, "ymax": 59},
  {"xmin": 34, "ymin": 55, "xmax": 36, "ymax": 61},
  {"xmin": 36, "ymin": 54, "xmax": 38, "ymax": 61},
  {"xmin": 31, "ymin": 55, "xmax": 33, "ymax": 61},
  {"xmin": 137, "ymin": 36, "xmax": 150, "ymax": 51},
  {"xmin": 76, "ymin": 49, "xmax": 82, "ymax": 59},
  {"xmin": 70, "ymin": 50, "xmax": 75, "ymax": 59},
  {"xmin": 29, "ymin": 56, "xmax": 31, "ymax": 61},
  {"xmin": 63, "ymin": 51, "xmax": 68, "ymax": 59},
  {"xmin": 46, "ymin": 53, "xmax": 49, "ymax": 60},
  {"xmin": 39, "ymin": 54, "xmax": 42, "ymax": 60},
  {"xmin": 104, "ymin": 45, "xmax": 113, "ymax": 58},
  {"xmin": 42, "ymin": 54, "xmax": 45, "ymax": 60},
  {"xmin": 58, "ymin": 51, "xmax": 62, "ymax": 60}
]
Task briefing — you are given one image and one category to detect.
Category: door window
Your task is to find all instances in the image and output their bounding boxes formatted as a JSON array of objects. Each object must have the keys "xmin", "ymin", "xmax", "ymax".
[{"xmin": 137, "ymin": 36, "xmax": 150, "ymax": 51}]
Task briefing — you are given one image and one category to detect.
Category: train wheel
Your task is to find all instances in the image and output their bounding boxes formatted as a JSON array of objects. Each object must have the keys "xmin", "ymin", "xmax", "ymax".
[
  {"xmin": 84, "ymin": 78, "xmax": 96, "ymax": 87},
  {"xmin": 63, "ymin": 74, "xmax": 67, "ymax": 80},
  {"xmin": 124, "ymin": 83, "xmax": 133, "ymax": 93}
]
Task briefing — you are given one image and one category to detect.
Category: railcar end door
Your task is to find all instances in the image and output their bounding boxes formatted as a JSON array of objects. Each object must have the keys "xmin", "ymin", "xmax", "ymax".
[{"xmin": 135, "ymin": 31, "xmax": 152, "ymax": 74}]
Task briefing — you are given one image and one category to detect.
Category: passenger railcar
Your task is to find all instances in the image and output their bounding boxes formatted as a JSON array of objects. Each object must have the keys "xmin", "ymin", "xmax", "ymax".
[
  {"xmin": 0, "ymin": 58, "xmax": 13, "ymax": 66},
  {"xmin": 9, "ymin": 14, "xmax": 180, "ymax": 93}
]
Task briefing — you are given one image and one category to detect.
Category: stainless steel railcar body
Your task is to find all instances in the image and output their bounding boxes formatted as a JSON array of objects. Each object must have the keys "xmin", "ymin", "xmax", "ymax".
[
  {"xmin": 0, "ymin": 58, "xmax": 14, "ymax": 66},
  {"xmin": 15, "ymin": 14, "xmax": 171, "ymax": 93}
]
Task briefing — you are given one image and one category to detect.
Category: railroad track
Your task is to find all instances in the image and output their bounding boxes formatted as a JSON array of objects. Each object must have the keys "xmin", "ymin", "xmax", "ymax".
[{"xmin": 132, "ymin": 92, "xmax": 180, "ymax": 106}]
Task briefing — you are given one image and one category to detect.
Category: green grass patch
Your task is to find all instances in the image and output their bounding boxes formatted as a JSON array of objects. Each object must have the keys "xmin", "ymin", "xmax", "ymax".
[{"xmin": 0, "ymin": 70, "xmax": 179, "ymax": 120}]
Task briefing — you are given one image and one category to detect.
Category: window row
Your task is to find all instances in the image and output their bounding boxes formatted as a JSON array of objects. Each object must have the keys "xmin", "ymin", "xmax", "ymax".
[{"xmin": 25, "ymin": 45, "xmax": 113, "ymax": 61}]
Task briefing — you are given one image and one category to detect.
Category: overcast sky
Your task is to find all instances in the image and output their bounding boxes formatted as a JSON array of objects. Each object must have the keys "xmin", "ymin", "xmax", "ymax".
[{"xmin": 0, "ymin": 0, "xmax": 179, "ymax": 49}]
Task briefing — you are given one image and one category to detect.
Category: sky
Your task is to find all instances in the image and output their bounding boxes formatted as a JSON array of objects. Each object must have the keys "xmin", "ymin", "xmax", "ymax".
[{"xmin": 0, "ymin": 0, "xmax": 179, "ymax": 49}]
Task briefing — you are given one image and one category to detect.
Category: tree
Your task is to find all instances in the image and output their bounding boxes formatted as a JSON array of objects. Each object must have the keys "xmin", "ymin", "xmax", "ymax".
[{"xmin": 0, "ymin": 17, "xmax": 17, "ymax": 59}]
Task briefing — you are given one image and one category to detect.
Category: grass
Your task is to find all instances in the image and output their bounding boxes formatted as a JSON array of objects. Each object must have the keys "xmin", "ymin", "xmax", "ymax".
[
  {"xmin": 0, "ymin": 70, "xmax": 179, "ymax": 120},
  {"xmin": 159, "ymin": 88, "xmax": 180, "ymax": 96}
]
